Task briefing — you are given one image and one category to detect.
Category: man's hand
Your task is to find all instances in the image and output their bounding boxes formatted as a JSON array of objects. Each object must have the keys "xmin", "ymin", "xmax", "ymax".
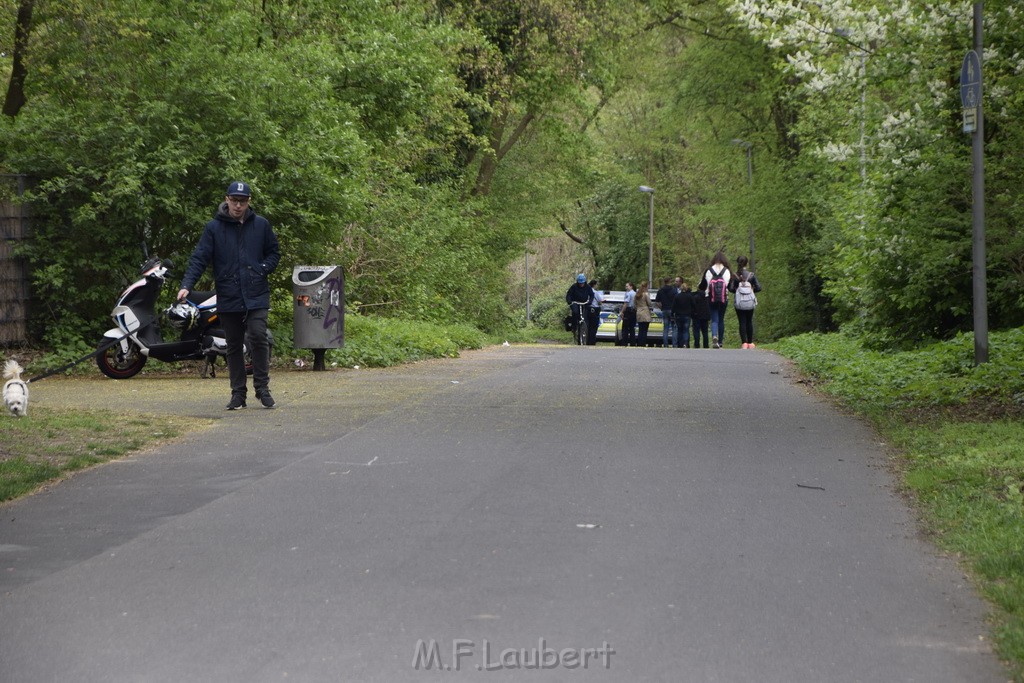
[{"xmin": 176, "ymin": 288, "xmax": 189, "ymax": 301}]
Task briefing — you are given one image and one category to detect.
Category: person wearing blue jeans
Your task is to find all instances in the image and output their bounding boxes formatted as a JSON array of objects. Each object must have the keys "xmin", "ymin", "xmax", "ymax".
[
  {"xmin": 671, "ymin": 281, "xmax": 693, "ymax": 347},
  {"xmin": 655, "ymin": 277, "xmax": 677, "ymax": 347},
  {"xmin": 709, "ymin": 304, "xmax": 727, "ymax": 348},
  {"xmin": 701, "ymin": 252, "xmax": 732, "ymax": 348}
]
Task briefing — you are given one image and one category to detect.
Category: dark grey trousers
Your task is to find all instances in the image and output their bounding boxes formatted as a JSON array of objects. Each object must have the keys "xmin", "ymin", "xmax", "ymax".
[{"xmin": 220, "ymin": 308, "xmax": 270, "ymax": 398}]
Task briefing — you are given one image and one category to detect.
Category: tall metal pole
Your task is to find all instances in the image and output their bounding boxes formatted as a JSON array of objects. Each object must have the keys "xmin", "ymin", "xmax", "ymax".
[
  {"xmin": 639, "ymin": 186, "xmax": 655, "ymax": 286},
  {"xmin": 732, "ymin": 140, "xmax": 755, "ymax": 270},
  {"xmin": 972, "ymin": 2, "xmax": 988, "ymax": 364},
  {"xmin": 647, "ymin": 192, "xmax": 654, "ymax": 287},
  {"xmin": 745, "ymin": 145, "xmax": 754, "ymax": 270},
  {"xmin": 524, "ymin": 250, "xmax": 531, "ymax": 324},
  {"xmin": 859, "ymin": 50, "xmax": 867, "ymax": 234}
]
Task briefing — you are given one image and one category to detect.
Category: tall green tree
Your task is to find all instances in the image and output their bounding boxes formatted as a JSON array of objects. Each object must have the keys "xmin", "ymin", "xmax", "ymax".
[{"xmin": 0, "ymin": 0, "xmax": 515, "ymax": 342}]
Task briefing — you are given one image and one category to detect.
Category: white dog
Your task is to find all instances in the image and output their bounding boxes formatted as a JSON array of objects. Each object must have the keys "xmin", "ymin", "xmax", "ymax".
[{"xmin": 3, "ymin": 359, "xmax": 28, "ymax": 417}]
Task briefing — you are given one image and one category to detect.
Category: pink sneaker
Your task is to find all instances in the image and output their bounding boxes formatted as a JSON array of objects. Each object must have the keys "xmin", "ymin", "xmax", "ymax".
[
  {"xmin": 749, "ymin": 343, "xmax": 756, "ymax": 348},
  {"xmin": 741, "ymin": 343, "xmax": 750, "ymax": 349}
]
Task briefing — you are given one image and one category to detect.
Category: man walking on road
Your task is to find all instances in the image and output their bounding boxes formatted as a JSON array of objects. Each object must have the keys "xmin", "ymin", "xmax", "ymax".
[{"xmin": 178, "ymin": 181, "xmax": 280, "ymax": 410}]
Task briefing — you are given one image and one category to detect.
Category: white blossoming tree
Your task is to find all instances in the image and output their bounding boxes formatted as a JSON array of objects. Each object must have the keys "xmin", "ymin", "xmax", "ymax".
[{"xmin": 727, "ymin": 0, "xmax": 1023, "ymax": 340}]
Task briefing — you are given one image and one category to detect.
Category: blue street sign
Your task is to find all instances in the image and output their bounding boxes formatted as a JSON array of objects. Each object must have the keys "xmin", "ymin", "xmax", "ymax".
[{"xmin": 960, "ymin": 50, "xmax": 981, "ymax": 109}]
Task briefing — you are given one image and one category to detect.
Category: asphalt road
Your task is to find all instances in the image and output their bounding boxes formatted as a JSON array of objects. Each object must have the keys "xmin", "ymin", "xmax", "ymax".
[{"xmin": 0, "ymin": 345, "xmax": 1009, "ymax": 682}]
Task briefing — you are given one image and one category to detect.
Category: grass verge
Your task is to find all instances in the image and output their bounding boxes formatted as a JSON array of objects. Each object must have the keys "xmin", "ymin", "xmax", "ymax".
[
  {"xmin": 0, "ymin": 406, "xmax": 201, "ymax": 503},
  {"xmin": 773, "ymin": 328, "xmax": 1024, "ymax": 679}
]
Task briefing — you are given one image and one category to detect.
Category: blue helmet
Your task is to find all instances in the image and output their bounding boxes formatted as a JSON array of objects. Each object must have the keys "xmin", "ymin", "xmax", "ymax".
[{"xmin": 576, "ymin": 273, "xmax": 586, "ymax": 284}]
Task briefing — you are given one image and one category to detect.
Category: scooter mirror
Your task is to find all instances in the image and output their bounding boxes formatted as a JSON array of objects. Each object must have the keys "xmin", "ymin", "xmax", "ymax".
[{"xmin": 140, "ymin": 257, "xmax": 163, "ymax": 275}]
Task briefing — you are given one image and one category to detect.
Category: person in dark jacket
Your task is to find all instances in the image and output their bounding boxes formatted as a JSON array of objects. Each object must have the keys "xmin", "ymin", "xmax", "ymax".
[
  {"xmin": 691, "ymin": 281, "xmax": 711, "ymax": 348},
  {"xmin": 670, "ymin": 281, "xmax": 693, "ymax": 348},
  {"xmin": 655, "ymin": 277, "xmax": 677, "ymax": 347},
  {"xmin": 565, "ymin": 273, "xmax": 595, "ymax": 342},
  {"xmin": 618, "ymin": 282, "xmax": 637, "ymax": 346},
  {"xmin": 178, "ymin": 181, "xmax": 280, "ymax": 410},
  {"xmin": 587, "ymin": 280, "xmax": 603, "ymax": 345}
]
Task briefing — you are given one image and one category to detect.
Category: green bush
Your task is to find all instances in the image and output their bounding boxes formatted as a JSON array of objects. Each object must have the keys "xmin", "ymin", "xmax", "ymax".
[
  {"xmin": 531, "ymin": 293, "xmax": 571, "ymax": 331},
  {"xmin": 321, "ymin": 314, "xmax": 487, "ymax": 369},
  {"xmin": 774, "ymin": 328, "xmax": 1024, "ymax": 411}
]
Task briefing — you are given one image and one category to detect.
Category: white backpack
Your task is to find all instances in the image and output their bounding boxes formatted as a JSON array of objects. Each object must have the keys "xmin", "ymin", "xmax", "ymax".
[{"xmin": 734, "ymin": 273, "xmax": 758, "ymax": 310}]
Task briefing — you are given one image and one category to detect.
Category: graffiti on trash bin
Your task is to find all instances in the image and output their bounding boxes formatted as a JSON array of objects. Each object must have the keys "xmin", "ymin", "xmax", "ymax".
[
  {"xmin": 296, "ymin": 275, "xmax": 344, "ymax": 345},
  {"xmin": 322, "ymin": 275, "xmax": 343, "ymax": 345}
]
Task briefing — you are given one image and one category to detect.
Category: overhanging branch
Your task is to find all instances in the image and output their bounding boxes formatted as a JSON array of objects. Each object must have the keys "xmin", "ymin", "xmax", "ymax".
[{"xmin": 558, "ymin": 218, "xmax": 586, "ymax": 245}]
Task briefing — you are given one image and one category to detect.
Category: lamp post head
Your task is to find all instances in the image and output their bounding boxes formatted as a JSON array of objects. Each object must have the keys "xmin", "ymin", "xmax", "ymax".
[
  {"xmin": 639, "ymin": 185, "xmax": 654, "ymax": 193},
  {"xmin": 731, "ymin": 139, "xmax": 752, "ymax": 149}
]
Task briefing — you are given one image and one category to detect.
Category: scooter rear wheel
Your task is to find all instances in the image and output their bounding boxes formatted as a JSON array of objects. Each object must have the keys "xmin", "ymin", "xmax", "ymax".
[{"xmin": 96, "ymin": 338, "xmax": 147, "ymax": 379}]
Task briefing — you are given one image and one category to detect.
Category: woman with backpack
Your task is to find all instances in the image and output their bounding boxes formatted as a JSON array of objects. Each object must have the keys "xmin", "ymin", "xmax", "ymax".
[
  {"xmin": 729, "ymin": 255, "xmax": 762, "ymax": 349},
  {"xmin": 699, "ymin": 252, "xmax": 731, "ymax": 349}
]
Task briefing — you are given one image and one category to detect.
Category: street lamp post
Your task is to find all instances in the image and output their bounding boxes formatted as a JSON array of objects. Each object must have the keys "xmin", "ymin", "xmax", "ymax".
[
  {"xmin": 969, "ymin": 2, "xmax": 988, "ymax": 365},
  {"xmin": 834, "ymin": 27, "xmax": 868, "ymax": 232},
  {"xmin": 731, "ymin": 140, "xmax": 755, "ymax": 270},
  {"xmin": 639, "ymin": 186, "xmax": 654, "ymax": 286}
]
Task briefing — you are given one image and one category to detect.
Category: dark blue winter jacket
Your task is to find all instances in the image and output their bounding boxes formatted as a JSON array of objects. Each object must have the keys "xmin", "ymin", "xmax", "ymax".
[
  {"xmin": 181, "ymin": 203, "xmax": 280, "ymax": 313},
  {"xmin": 565, "ymin": 283, "xmax": 595, "ymax": 306}
]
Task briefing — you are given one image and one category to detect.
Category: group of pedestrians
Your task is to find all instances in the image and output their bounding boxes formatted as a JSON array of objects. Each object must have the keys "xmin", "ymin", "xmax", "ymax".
[
  {"xmin": 656, "ymin": 251, "xmax": 761, "ymax": 349},
  {"xmin": 569, "ymin": 251, "xmax": 762, "ymax": 349},
  {"xmin": 617, "ymin": 281, "xmax": 654, "ymax": 347}
]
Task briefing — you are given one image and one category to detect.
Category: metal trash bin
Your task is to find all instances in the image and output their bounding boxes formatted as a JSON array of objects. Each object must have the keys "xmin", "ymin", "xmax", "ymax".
[{"xmin": 292, "ymin": 265, "xmax": 344, "ymax": 370}]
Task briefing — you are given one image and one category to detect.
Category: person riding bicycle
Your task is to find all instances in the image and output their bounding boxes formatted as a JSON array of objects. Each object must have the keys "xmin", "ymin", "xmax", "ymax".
[{"xmin": 565, "ymin": 273, "xmax": 595, "ymax": 342}]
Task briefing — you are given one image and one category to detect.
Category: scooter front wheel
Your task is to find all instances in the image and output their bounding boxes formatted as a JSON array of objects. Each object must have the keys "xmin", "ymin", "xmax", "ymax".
[{"xmin": 96, "ymin": 338, "xmax": 147, "ymax": 379}]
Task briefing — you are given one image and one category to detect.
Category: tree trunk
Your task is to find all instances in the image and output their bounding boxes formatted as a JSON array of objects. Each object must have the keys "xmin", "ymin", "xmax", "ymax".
[
  {"xmin": 471, "ymin": 108, "xmax": 536, "ymax": 197},
  {"xmin": 3, "ymin": 0, "xmax": 34, "ymax": 118}
]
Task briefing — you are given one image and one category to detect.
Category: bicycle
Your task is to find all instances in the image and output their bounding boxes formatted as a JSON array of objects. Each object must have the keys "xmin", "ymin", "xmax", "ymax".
[{"xmin": 569, "ymin": 300, "xmax": 589, "ymax": 345}]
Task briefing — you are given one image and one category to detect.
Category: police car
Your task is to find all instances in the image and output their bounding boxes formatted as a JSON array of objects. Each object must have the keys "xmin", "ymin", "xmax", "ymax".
[{"xmin": 593, "ymin": 290, "xmax": 667, "ymax": 345}]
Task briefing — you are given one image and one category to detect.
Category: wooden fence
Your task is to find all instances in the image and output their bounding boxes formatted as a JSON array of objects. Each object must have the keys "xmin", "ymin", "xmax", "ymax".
[{"xmin": 1, "ymin": 175, "xmax": 31, "ymax": 345}]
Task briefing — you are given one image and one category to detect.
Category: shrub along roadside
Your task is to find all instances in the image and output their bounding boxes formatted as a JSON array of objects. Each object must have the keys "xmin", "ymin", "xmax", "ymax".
[
  {"xmin": 293, "ymin": 314, "xmax": 569, "ymax": 369},
  {"xmin": 25, "ymin": 313, "xmax": 561, "ymax": 378},
  {"xmin": 773, "ymin": 329, "xmax": 1024, "ymax": 679}
]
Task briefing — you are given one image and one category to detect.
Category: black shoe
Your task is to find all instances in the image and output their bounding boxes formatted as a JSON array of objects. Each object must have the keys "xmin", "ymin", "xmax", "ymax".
[
  {"xmin": 226, "ymin": 395, "xmax": 247, "ymax": 410},
  {"xmin": 256, "ymin": 390, "xmax": 276, "ymax": 409}
]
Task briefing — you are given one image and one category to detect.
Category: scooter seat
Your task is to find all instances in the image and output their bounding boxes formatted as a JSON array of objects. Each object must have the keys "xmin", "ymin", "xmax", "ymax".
[{"xmin": 189, "ymin": 291, "xmax": 217, "ymax": 309}]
